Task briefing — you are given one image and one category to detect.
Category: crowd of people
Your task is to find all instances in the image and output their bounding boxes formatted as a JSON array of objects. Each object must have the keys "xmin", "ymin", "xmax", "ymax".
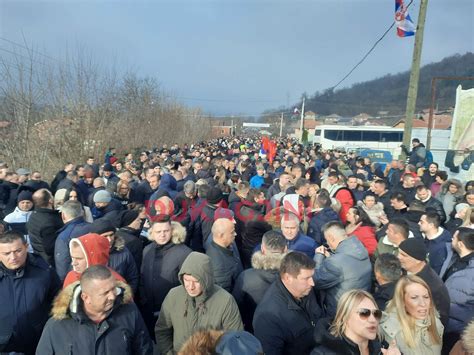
[{"xmin": 0, "ymin": 136, "xmax": 473, "ymax": 355}]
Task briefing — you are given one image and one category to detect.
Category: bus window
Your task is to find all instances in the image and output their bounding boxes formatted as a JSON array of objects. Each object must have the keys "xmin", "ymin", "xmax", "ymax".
[
  {"xmin": 324, "ymin": 130, "xmax": 343, "ymax": 141},
  {"xmin": 343, "ymin": 131, "xmax": 362, "ymax": 141},
  {"xmin": 362, "ymin": 131, "xmax": 380, "ymax": 141},
  {"xmin": 381, "ymin": 131, "xmax": 403, "ymax": 142},
  {"xmin": 315, "ymin": 129, "xmax": 321, "ymax": 136}
]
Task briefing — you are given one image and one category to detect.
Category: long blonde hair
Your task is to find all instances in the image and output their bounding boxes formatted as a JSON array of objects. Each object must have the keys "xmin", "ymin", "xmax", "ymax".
[
  {"xmin": 386, "ymin": 275, "xmax": 441, "ymax": 348},
  {"xmin": 330, "ymin": 289, "xmax": 379, "ymax": 338}
]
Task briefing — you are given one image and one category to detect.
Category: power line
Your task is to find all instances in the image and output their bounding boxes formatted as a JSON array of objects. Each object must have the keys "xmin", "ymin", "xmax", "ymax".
[
  {"xmin": 331, "ymin": 0, "xmax": 414, "ymax": 91},
  {"xmin": 0, "ymin": 36, "xmax": 64, "ymax": 64},
  {"xmin": 0, "ymin": 46, "xmax": 52, "ymax": 68}
]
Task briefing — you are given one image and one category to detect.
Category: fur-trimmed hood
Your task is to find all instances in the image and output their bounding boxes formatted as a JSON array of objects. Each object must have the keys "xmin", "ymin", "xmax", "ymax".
[
  {"xmin": 440, "ymin": 179, "xmax": 465, "ymax": 197},
  {"xmin": 111, "ymin": 234, "xmax": 126, "ymax": 252},
  {"xmin": 51, "ymin": 280, "xmax": 133, "ymax": 320},
  {"xmin": 251, "ymin": 251, "xmax": 285, "ymax": 271}
]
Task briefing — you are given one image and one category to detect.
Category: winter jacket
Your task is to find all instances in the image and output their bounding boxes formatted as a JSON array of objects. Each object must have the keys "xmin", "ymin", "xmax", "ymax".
[
  {"xmin": 3, "ymin": 207, "xmax": 32, "ymax": 242},
  {"xmin": 0, "ymin": 254, "xmax": 60, "ymax": 354},
  {"xmin": 266, "ymin": 181, "xmax": 282, "ymax": 200},
  {"xmin": 116, "ymin": 226, "xmax": 147, "ymax": 271},
  {"xmin": 188, "ymin": 203, "xmax": 218, "ymax": 252},
  {"xmin": 235, "ymin": 200, "xmax": 265, "ymax": 250},
  {"xmin": 240, "ymin": 220, "xmax": 272, "ymax": 269},
  {"xmin": 155, "ymin": 252, "xmax": 243, "ymax": 354},
  {"xmin": 139, "ymin": 233, "xmax": 192, "ymax": 319},
  {"xmin": 438, "ymin": 193, "xmax": 462, "ymax": 223},
  {"xmin": 109, "ymin": 235, "xmax": 139, "ymax": 294},
  {"xmin": 253, "ymin": 278, "xmax": 323, "ymax": 355},
  {"xmin": 416, "ymin": 264, "xmax": 451, "ymax": 327},
  {"xmin": 255, "ymin": 232, "xmax": 318, "ymax": 259},
  {"xmin": 307, "ymin": 207, "xmax": 340, "ymax": 246},
  {"xmin": 314, "ymin": 236, "xmax": 372, "ymax": 317},
  {"xmin": 94, "ymin": 198, "xmax": 125, "ymax": 227},
  {"xmin": 373, "ymin": 281, "xmax": 396, "ymax": 311},
  {"xmin": 63, "ymin": 233, "xmax": 126, "ymax": 288},
  {"xmin": 357, "ymin": 201, "xmax": 386, "ymax": 228},
  {"xmin": 27, "ymin": 207, "xmax": 64, "ymax": 265},
  {"xmin": 249, "ymin": 174, "xmax": 265, "ymax": 188},
  {"xmin": 104, "ymin": 172, "xmax": 120, "ymax": 193},
  {"xmin": 331, "ymin": 187, "xmax": 355, "ymax": 224},
  {"xmin": 380, "ymin": 310, "xmax": 443, "ymax": 355},
  {"xmin": 407, "ymin": 143, "xmax": 427, "ymax": 168},
  {"xmin": 130, "ymin": 180, "xmax": 155, "ymax": 205},
  {"xmin": 311, "ymin": 318, "xmax": 382, "ymax": 355},
  {"xmin": 158, "ymin": 174, "xmax": 178, "ymax": 200},
  {"xmin": 424, "ymin": 228, "xmax": 452, "ymax": 275},
  {"xmin": 415, "ymin": 191, "xmax": 447, "ymax": 225},
  {"xmin": 439, "ymin": 246, "xmax": 474, "ymax": 334},
  {"xmin": 54, "ymin": 216, "xmax": 92, "ymax": 281},
  {"xmin": 206, "ymin": 241, "xmax": 243, "ymax": 293},
  {"xmin": 36, "ymin": 281, "xmax": 153, "ymax": 355},
  {"xmin": 350, "ymin": 225, "xmax": 377, "ymax": 257},
  {"xmin": 232, "ymin": 251, "xmax": 284, "ymax": 332}
]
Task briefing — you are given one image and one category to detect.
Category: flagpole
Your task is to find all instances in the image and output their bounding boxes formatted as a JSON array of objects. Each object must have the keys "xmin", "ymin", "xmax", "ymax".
[
  {"xmin": 279, "ymin": 112, "xmax": 283, "ymax": 137},
  {"xmin": 402, "ymin": 0, "xmax": 429, "ymax": 157},
  {"xmin": 299, "ymin": 97, "xmax": 305, "ymax": 143}
]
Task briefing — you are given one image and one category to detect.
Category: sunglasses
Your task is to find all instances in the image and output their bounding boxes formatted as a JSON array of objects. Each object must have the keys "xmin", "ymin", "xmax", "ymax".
[{"xmin": 357, "ymin": 308, "xmax": 382, "ymax": 321}]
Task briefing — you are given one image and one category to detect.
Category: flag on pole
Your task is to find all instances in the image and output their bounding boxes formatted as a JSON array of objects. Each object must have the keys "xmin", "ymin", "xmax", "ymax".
[{"xmin": 395, "ymin": 0, "xmax": 416, "ymax": 37}]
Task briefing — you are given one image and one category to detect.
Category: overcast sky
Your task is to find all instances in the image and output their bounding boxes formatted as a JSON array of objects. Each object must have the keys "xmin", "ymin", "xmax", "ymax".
[{"xmin": 1, "ymin": 0, "xmax": 473, "ymax": 116}]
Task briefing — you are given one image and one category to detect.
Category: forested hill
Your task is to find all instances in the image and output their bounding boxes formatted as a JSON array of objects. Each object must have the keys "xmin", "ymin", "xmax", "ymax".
[{"xmin": 290, "ymin": 52, "xmax": 474, "ymax": 117}]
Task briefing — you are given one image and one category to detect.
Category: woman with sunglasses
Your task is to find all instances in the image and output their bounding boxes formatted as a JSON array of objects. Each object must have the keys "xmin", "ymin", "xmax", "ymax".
[
  {"xmin": 312, "ymin": 289, "xmax": 400, "ymax": 354},
  {"xmin": 380, "ymin": 275, "xmax": 443, "ymax": 355}
]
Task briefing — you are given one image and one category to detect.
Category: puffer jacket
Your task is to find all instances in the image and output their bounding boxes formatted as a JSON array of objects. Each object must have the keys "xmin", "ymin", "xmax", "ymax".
[
  {"xmin": 380, "ymin": 310, "xmax": 443, "ymax": 355},
  {"xmin": 439, "ymin": 245, "xmax": 474, "ymax": 334},
  {"xmin": 357, "ymin": 201, "xmax": 386, "ymax": 228},
  {"xmin": 3, "ymin": 207, "xmax": 31, "ymax": 236},
  {"xmin": 36, "ymin": 281, "xmax": 153, "ymax": 355},
  {"xmin": 155, "ymin": 252, "xmax": 243, "ymax": 354},
  {"xmin": 0, "ymin": 254, "xmax": 60, "ymax": 354},
  {"xmin": 350, "ymin": 225, "xmax": 377, "ymax": 257},
  {"xmin": 232, "ymin": 251, "xmax": 284, "ymax": 332},
  {"xmin": 314, "ymin": 236, "xmax": 372, "ymax": 317}
]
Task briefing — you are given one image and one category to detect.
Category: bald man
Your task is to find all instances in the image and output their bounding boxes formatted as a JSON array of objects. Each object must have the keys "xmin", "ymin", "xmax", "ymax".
[{"xmin": 206, "ymin": 218, "xmax": 243, "ymax": 292}]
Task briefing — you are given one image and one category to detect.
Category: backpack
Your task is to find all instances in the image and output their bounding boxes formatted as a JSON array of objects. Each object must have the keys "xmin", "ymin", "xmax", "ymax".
[{"xmin": 423, "ymin": 150, "xmax": 433, "ymax": 168}]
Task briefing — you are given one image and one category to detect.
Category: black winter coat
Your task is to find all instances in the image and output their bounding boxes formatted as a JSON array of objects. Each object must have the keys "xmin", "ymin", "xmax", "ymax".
[
  {"xmin": 27, "ymin": 208, "xmax": 64, "ymax": 265},
  {"xmin": 253, "ymin": 278, "xmax": 323, "ymax": 355},
  {"xmin": 109, "ymin": 239, "xmax": 140, "ymax": 294},
  {"xmin": 0, "ymin": 254, "xmax": 60, "ymax": 354},
  {"xmin": 311, "ymin": 318, "xmax": 382, "ymax": 355},
  {"xmin": 116, "ymin": 227, "xmax": 147, "ymax": 271},
  {"xmin": 206, "ymin": 241, "xmax": 243, "ymax": 293},
  {"xmin": 36, "ymin": 283, "xmax": 153, "ymax": 355}
]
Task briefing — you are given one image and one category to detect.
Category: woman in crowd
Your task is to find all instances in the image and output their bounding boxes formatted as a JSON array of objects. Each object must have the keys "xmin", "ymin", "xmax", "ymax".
[
  {"xmin": 430, "ymin": 171, "xmax": 448, "ymax": 197},
  {"xmin": 381, "ymin": 275, "xmax": 444, "ymax": 355},
  {"xmin": 64, "ymin": 187, "xmax": 93, "ymax": 222},
  {"xmin": 357, "ymin": 193, "xmax": 386, "ymax": 229},
  {"xmin": 312, "ymin": 289, "xmax": 400, "ymax": 354},
  {"xmin": 345, "ymin": 206, "xmax": 377, "ymax": 257},
  {"xmin": 437, "ymin": 179, "xmax": 464, "ymax": 221},
  {"xmin": 114, "ymin": 179, "xmax": 132, "ymax": 208}
]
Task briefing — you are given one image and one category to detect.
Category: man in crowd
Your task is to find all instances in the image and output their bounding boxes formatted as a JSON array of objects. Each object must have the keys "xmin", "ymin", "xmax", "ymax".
[
  {"xmin": 415, "ymin": 184, "xmax": 447, "ymax": 224},
  {"xmin": 36, "ymin": 265, "xmax": 153, "ymax": 354},
  {"xmin": 397, "ymin": 237, "xmax": 451, "ymax": 327},
  {"xmin": 253, "ymin": 252, "xmax": 322, "ymax": 354},
  {"xmin": 27, "ymin": 188, "xmax": 64, "ymax": 266},
  {"xmin": 0, "ymin": 231, "xmax": 60, "ymax": 354},
  {"xmin": 373, "ymin": 253, "xmax": 402, "ymax": 310},
  {"xmin": 280, "ymin": 213, "xmax": 317, "ymax": 258},
  {"xmin": 155, "ymin": 252, "xmax": 243, "ymax": 354},
  {"xmin": 313, "ymin": 221, "xmax": 372, "ymax": 317}
]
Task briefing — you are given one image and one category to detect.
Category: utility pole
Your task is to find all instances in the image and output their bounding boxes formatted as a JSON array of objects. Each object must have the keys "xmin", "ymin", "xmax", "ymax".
[
  {"xmin": 402, "ymin": 0, "xmax": 429, "ymax": 157},
  {"xmin": 279, "ymin": 112, "xmax": 283, "ymax": 137},
  {"xmin": 299, "ymin": 96, "xmax": 306, "ymax": 143}
]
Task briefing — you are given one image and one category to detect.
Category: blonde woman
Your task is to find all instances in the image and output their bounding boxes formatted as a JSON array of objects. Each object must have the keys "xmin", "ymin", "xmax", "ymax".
[
  {"xmin": 312, "ymin": 289, "xmax": 400, "ymax": 354},
  {"xmin": 381, "ymin": 275, "xmax": 444, "ymax": 355}
]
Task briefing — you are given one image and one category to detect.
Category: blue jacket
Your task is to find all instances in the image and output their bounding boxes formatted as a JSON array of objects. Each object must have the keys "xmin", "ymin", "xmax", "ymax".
[
  {"xmin": 54, "ymin": 216, "xmax": 92, "ymax": 281},
  {"xmin": 287, "ymin": 233, "xmax": 317, "ymax": 259},
  {"xmin": 439, "ymin": 245, "xmax": 474, "ymax": 334},
  {"xmin": 307, "ymin": 208, "xmax": 340, "ymax": 246},
  {"xmin": 249, "ymin": 175, "xmax": 265, "ymax": 188},
  {"xmin": 424, "ymin": 228, "xmax": 452, "ymax": 275},
  {"xmin": 0, "ymin": 253, "xmax": 60, "ymax": 354},
  {"xmin": 313, "ymin": 237, "xmax": 372, "ymax": 317}
]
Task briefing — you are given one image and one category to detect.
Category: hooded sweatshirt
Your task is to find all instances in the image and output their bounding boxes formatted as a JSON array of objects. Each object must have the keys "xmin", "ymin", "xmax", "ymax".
[
  {"xmin": 155, "ymin": 252, "xmax": 243, "ymax": 354},
  {"xmin": 63, "ymin": 233, "xmax": 125, "ymax": 288}
]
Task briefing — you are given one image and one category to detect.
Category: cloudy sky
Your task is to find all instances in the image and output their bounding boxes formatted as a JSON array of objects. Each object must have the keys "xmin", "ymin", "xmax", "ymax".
[{"xmin": 1, "ymin": 0, "xmax": 473, "ymax": 115}]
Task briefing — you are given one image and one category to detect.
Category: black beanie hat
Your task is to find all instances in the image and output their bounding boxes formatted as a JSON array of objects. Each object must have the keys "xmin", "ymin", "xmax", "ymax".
[
  {"xmin": 399, "ymin": 238, "xmax": 427, "ymax": 261},
  {"xmin": 119, "ymin": 210, "xmax": 140, "ymax": 228},
  {"xmin": 207, "ymin": 187, "xmax": 223, "ymax": 205}
]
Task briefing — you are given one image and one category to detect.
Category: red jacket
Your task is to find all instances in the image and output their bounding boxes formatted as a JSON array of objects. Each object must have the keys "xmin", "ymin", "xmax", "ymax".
[
  {"xmin": 334, "ymin": 188, "xmax": 355, "ymax": 224},
  {"xmin": 351, "ymin": 225, "xmax": 377, "ymax": 257}
]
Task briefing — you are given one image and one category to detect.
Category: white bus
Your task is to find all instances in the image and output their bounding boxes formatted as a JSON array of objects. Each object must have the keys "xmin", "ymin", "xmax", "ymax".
[{"xmin": 313, "ymin": 125, "xmax": 404, "ymax": 155}]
